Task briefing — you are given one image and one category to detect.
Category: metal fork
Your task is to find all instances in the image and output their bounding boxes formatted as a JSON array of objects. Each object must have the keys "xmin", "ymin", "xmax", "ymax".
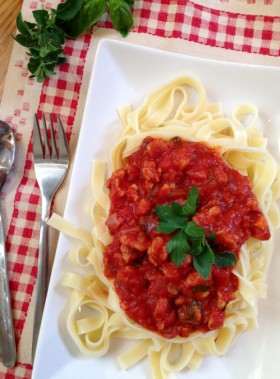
[{"xmin": 32, "ymin": 113, "xmax": 69, "ymax": 362}]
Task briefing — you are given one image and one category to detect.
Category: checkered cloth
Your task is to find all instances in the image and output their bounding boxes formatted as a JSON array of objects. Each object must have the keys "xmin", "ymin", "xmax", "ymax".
[{"xmin": 0, "ymin": 0, "xmax": 279, "ymax": 378}]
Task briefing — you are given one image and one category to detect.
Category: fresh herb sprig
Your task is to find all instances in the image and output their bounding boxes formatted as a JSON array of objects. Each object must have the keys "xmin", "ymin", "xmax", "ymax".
[
  {"xmin": 14, "ymin": 10, "xmax": 66, "ymax": 83},
  {"xmin": 155, "ymin": 187, "xmax": 237, "ymax": 279},
  {"xmin": 14, "ymin": 0, "xmax": 136, "ymax": 82}
]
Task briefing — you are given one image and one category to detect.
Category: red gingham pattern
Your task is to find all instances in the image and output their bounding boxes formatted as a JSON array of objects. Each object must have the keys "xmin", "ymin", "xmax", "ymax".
[
  {"xmin": 100, "ymin": 0, "xmax": 280, "ymax": 56},
  {"xmin": 1, "ymin": 30, "xmax": 92, "ymax": 379},
  {"xmin": 1, "ymin": 364, "xmax": 32, "ymax": 379},
  {"xmin": 2, "ymin": 0, "xmax": 279, "ymax": 377},
  {"xmin": 221, "ymin": 0, "xmax": 274, "ymax": 3},
  {"xmin": 7, "ymin": 28, "xmax": 91, "ymax": 341}
]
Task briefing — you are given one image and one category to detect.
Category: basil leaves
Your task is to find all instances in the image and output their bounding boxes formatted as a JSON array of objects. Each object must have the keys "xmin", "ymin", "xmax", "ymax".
[{"xmin": 14, "ymin": 0, "xmax": 136, "ymax": 82}]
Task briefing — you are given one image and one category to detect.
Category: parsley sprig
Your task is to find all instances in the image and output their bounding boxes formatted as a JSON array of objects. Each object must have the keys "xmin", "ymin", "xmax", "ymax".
[{"xmin": 155, "ymin": 187, "xmax": 237, "ymax": 279}]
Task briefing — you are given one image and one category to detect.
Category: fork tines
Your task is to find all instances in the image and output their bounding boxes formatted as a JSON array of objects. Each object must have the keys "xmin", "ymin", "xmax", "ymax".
[{"xmin": 33, "ymin": 113, "xmax": 69, "ymax": 162}]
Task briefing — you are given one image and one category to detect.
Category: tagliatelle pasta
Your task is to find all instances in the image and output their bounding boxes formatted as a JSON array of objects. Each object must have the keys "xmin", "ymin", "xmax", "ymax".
[{"xmin": 49, "ymin": 76, "xmax": 280, "ymax": 378}]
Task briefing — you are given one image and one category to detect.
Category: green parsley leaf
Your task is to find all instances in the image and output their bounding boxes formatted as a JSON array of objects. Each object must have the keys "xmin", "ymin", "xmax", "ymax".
[
  {"xmin": 208, "ymin": 232, "xmax": 216, "ymax": 242},
  {"xmin": 167, "ymin": 231, "xmax": 190, "ymax": 266},
  {"xmin": 156, "ymin": 203, "xmax": 179, "ymax": 221},
  {"xmin": 180, "ymin": 186, "xmax": 198, "ymax": 216},
  {"xmin": 183, "ymin": 221, "xmax": 205, "ymax": 239},
  {"xmin": 214, "ymin": 252, "xmax": 237, "ymax": 267},
  {"xmin": 156, "ymin": 218, "xmax": 185, "ymax": 234},
  {"xmin": 155, "ymin": 203, "xmax": 186, "ymax": 233},
  {"xmin": 192, "ymin": 242, "xmax": 214, "ymax": 279},
  {"xmin": 190, "ymin": 239, "xmax": 204, "ymax": 255},
  {"xmin": 204, "ymin": 242, "xmax": 215, "ymax": 263},
  {"xmin": 193, "ymin": 254, "xmax": 212, "ymax": 280},
  {"xmin": 170, "ymin": 248, "xmax": 186, "ymax": 267}
]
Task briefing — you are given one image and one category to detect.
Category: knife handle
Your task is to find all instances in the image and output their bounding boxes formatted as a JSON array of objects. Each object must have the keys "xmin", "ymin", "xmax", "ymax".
[{"xmin": 0, "ymin": 208, "xmax": 16, "ymax": 368}]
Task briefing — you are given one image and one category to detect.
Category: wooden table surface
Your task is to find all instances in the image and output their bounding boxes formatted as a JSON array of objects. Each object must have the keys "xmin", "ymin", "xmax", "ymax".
[{"xmin": 0, "ymin": 0, "xmax": 23, "ymax": 103}]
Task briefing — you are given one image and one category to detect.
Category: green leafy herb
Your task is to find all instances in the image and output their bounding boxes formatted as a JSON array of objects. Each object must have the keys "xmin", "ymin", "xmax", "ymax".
[
  {"xmin": 56, "ymin": 0, "xmax": 84, "ymax": 21},
  {"xmin": 166, "ymin": 230, "xmax": 190, "ymax": 266},
  {"xmin": 14, "ymin": 10, "xmax": 66, "ymax": 82},
  {"xmin": 14, "ymin": 0, "xmax": 136, "ymax": 82},
  {"xmin": 180, "ymin": 186, "xmax": 198, "ymax": 216},
  {"xmin": 155, "ymin": 186, "xmax": 237, "ymax": 279},
  {"xmin": 214, "ymin": 252, "xmax": 237, "ymax": 267},
  {"xmin": 108, "ymin": 0, "xmax": 134, "ymax": 37},
  {"xmin": 57, "ymin": 0, "xmax": 108, "ymax": 38}
]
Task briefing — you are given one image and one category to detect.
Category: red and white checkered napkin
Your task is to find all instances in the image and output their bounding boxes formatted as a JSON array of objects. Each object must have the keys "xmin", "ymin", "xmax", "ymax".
[{"xmin": 0, "ymin": 0, "xmax": 279, "ymax": 378}]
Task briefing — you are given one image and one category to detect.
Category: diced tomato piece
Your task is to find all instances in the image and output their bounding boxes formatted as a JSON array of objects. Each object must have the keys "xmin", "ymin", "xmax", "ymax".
[{"xmin": 212, "ymin": 266, "xmax": 231, "ymax": 287}]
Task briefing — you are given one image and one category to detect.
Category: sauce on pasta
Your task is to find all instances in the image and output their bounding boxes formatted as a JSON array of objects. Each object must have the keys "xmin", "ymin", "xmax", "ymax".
[
  {"xmin": 104, "ymin": 137, "xmax": 270, "ymax": 338},
  {"xmin": 48, "ymin": 76, "xmax": 280, "ymax": 378}
]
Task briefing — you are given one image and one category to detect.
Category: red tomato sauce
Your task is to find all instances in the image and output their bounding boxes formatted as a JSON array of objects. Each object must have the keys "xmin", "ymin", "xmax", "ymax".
[{"xmin": 103, "ymin": 137, "xmax": 270, "ymax": 339}]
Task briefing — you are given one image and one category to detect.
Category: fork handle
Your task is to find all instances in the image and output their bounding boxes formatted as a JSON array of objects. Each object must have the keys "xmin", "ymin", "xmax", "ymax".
[
  {"xmin": 0, "ymin": 206, "xmax": 16, "ymax": 368},
  {"xmin": 32, "ymin": 196, "xmax": 52, "ymax": 363}
]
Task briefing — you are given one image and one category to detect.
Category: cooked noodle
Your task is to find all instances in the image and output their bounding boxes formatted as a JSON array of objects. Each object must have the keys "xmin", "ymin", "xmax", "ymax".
[{"xmin": 49, "ymin": 76, "xmax": 280, "ymax": 378}]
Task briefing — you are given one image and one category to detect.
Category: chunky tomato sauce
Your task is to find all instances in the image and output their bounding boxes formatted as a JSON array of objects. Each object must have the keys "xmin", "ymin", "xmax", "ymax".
[{"xmin": 104, "ymin": 137, "xmax": 270, "ymax": 339}]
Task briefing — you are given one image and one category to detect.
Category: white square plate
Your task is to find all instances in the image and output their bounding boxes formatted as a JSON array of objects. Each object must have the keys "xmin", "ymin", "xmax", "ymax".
[{"xmin": 32, "ymin": 39, "xmax": 280, "ymax": 379}]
